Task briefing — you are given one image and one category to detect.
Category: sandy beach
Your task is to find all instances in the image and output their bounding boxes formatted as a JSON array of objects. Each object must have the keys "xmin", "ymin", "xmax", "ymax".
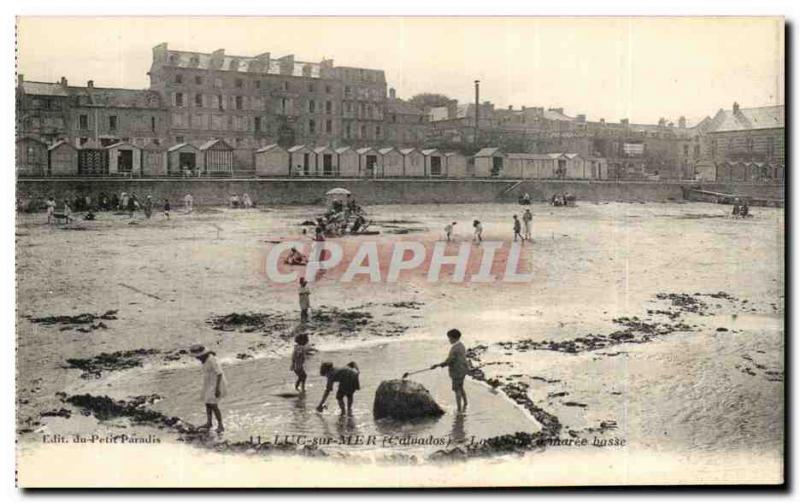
[{"xmin": 16, "ymin": 200, "xmax": 784, "ymax": 484}]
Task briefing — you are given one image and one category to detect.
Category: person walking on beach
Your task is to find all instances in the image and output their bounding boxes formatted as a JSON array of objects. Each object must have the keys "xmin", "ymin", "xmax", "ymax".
[
  {"xmin": 290, "ymin": 332, "xmax": 314, "ymax": 393},
  {"xmin": 431, "ymin": 328, "xmax": 470, "ymax": 414},
  {"xmin": 513, "ymin": 215, "xmax": 522, "ymax": 242},
  {"xmin": 163, "ymin": 199, "xmax": 171, "ymax": 220},
  {"xmin": 184, "ymin": 193, "xmax": 194, "ymax": 213},
  {"xmin": 316, "ymin": 361, "xmax": 360, "ymax": 416},
  {"xmin": 45, "ymin": 197, "xmax": 56, "ymax": 224},
  {"xmin": 189, "ymin": 344, "xmax": 228, "ymax": 433},
  {"xmin": 127, "ymin": 194, "xmax": 137, "ymax": 218},
  {"xmin": 472, "ymin": 220, "xmax": 483, "ymax": 243},
  {"xmin": 298, "ymin": 277, "xmax": 311, "ymax": 323},
  {"xmin": 445, "ymin": 221, "xmax": 456, "ymax": 241},
  {"xmin": 522, "ymin": 209, "xmax": 533, "ymax": 241}
]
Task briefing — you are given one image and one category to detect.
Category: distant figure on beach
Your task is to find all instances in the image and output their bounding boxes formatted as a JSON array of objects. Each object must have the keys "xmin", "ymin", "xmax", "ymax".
[
  {"xmin": 290, "ymin": 332, "xmax": 314, "ymax": 393},
  {"xmin": 430, "ymin": 328, "xmax": 469, "ymax": 413},
  {"xmin": 242, "ymin": 193, "xmax": 253, "ymax": 209},
  {"xmin": 189, "ymin": 344, "xmax": 227, "ymax": 433},
  {"xmin": 120, "ymin": 192, "xmax": 129, "ymax": 211},
  {"xmin": 313, "ymin": 225, "xmax": 326, "ymax": 242},
  {"xmin": 163, "ymin": 199, "xmax": 171, "ymax": 219},
  {"xmin": 45, "ymin": 197, "xmax": 56, "ymax": 224},
  {"xmin": 127, "ymin": 194, "xmax": 137, "ymax": 218},
  {"xmin": 285, "ymin": 247, "xmax": 308, "ymax": 266},
  {"xmin": 732, "ymin": 200, "xmax": 741, "ymax": 217},
  {"xmin": 316, "ymin": 361, "xmax": 360, "ymax": 416},
  {"xmin": 63, "ymin": 201, "xmax": 73, "ymax": 224},
  {"xmin": 472, "ymin": 220, "xmax": 483, "ymax": 243},
  {"xmin": 740, "ymin": 200, "xmax": 750, "ymax": 218},
  {"xmin": 229, "ymin": 194, "xmax": 240, "ymax": 209},
  {"xmin": 513, "ymin": 215, "xmax": 522, "ymax": 242},
  {"xmin": 522, "ymin": 209, "xmax": 533, "ymax": 241},
  {"xmin": 445, "ymin": 221, "xmax": 456, "ymax": 241},
  {"xmin": 184, "ymin": 193, "xmax": 194, "ymax": 213},
  {"xmin": 143, "ymin": 196, "xmax": 153, "ymax": 219},
  {"xmin": 298, "ymin": 277, "xmax": 311, "ymax": 323}
]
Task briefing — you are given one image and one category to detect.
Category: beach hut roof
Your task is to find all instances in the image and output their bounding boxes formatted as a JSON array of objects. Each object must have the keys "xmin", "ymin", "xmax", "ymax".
[
  {"xmin": 356, "ymin": 147, "xmax": 376, "ymax": 155},
  {"xmin": 313, "ymin": 145, "xmax": 336, "ymax": 154},
  {"xmin": 334, "ymin": 146, "xmax": 353, "ymax": 154},
  {"xmin": 399, "ymin": 148, "xmax": 419, "ymax": 155},
  {"xmin": 104, "ymin": 141, "xmax": 141, "ymax": 151},
  {"xmin": 168, "ymin": 142, "xmax": 199, "ymax": 152},
  {"xmin": 288, "ymin": 144, "xmax": 311, "ymax": 153},
  {"xmin": 421, "ymin": 148, "xmax": 441, "ymax": 156},
  {"xmin": 444, "ymin": 151, "xmax": 464, "ymax": 157},
  {"xmin": 475, "ymin": 147, "xmax": 503, "ymax": 157},
  {"xmin": 47, "ymin": 139, "xmax": 76, "ymax": 151},
  {"xmin": 256, "ymin": 143, "xmax": 284, "ymax": 153},
  {"xmin": 378, "ymin": 147, "xmax": 396, "ymax": 155},
  {"xmin": 16, "ymin": 136, "xmax": 47, "ymax": 146},
  {"xmin": 199, "ymin": 138, "xmax": 233, "ymax": 151}
]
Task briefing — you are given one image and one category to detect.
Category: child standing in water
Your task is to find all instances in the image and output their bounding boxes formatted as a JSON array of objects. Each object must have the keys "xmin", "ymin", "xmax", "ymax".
[
  {"xmin": 316, "ymin": 361, "xmax": 360, "ymax": 416},
  {"xmin": 290, "ymin": 332, "xmax": 314, "ymax": 393},
  {"xmin": 431, "ymin": 328, "xmax": 470, "ymax": 413},
  {"xmin": 190, "ymin": 344, "xmax": 228, "ymax": 433}
]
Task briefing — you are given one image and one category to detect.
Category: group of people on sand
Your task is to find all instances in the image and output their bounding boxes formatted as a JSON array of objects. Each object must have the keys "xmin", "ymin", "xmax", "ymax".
[
  {"xmin": 306, "ymin": 195, "xmax": 369, "ymax": 240},
  {"xmin": 189, "ymin": 277, "xmax": 471, "ymax": 433},
  {"xmin": 228, "ymin": 193, "xmax": 254, "ymax": 209},
  {"xmin": 732, "ymin": 198, "xmax": 751, "ymax": 218},
  {"xmin": 551, "ymin": 192, "xmax": 575, "ymax": 207},
  {"xmin": 444, "ymin": 208, "xmax": 533, "ymax": 243}
]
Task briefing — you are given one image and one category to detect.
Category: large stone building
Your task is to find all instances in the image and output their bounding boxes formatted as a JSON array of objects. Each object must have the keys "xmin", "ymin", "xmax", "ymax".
[{"xmin": 147, "ymin": 43, "xmax": 390, "ymax": 171}]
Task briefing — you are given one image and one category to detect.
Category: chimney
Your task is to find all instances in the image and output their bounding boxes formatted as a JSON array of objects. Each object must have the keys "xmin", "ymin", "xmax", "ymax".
[
  {"xmin": 474, "ymin": 80, "xmax": 480, "ymax": 143},
  {"xmin": 87, "ymin": 80, "xmax": 94, "ymax": 89},
  {"xmin": 152, "ymin": 42, "xmax": 168, "ymax": 63},
  {"xmin": 678, "ymin": 116, "xmax": 686, "ymax": 128},
  {"xmin": 508, "ymin": 105, "xmax": 513, "ymax": 111},
  {"xmin": 521, "ymin": 105, "xmax": 526, "ymax": 111},
  {"xmin": 621, "ymin": 118, "xmax": 629, "ymax": 126},
  {"xmin": 389, "ymin": 87, "xmax": 396, "ymax": 99},
  {"xmin": 278, "ymin": 55, "xmax": 295, "ymax": 75},
  {"xmin": 600, "ymin": 118, "xmax": 605, "ymax": 124},
  {"xmin": 60, "ymin": 76, "xmax": 68, "ymax": 87},
  {"xmin": 658, "ymin": 118, "xmax": 666, "ymax": 127},
  {"xmin": 732, "ymin": 102, "xmax": 740, "ymax": 114}
]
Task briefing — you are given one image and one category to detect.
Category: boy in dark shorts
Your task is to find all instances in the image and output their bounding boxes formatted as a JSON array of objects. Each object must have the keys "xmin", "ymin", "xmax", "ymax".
[
  {"xmin": 316, "ymin": 361, "xmax": 360, "ymax": 416},
  {"xmin": 290, "ymin": 332, "xmax": 314, "ymax": 393},
  {"xmin": 431, "ymin": 328, "xmax": 470, "ymax": 413}
]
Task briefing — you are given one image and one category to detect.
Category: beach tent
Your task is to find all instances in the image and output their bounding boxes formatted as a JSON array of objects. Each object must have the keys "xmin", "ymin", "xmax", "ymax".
[{"xmin": 325, "ymin": 187, "xmax": 352, "ymax": 206}]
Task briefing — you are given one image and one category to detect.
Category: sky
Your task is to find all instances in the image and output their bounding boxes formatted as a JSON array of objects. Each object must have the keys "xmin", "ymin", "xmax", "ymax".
[{"xmin": 16, "ymin": 16, "xmax": 784, "ymax": 125}]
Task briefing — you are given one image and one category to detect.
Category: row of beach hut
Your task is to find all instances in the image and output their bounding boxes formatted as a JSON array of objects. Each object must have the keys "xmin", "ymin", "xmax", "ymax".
[{"xmin": 17, "ymin": 137, "xmax": 610, "ymax": 180}]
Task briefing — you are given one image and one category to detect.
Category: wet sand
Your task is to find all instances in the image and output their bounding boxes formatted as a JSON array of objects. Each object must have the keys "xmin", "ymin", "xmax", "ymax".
[{"xmin": 16, "ymin": 201, "xmax": 784, "ymax": 479}]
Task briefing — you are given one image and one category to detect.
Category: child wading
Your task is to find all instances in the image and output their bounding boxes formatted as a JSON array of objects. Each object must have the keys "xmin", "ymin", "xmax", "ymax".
[
  {"xmin": 290, "ymin": 332, "xmax": 313, "ymax": 392},
  {"xmin": 298, "ymin": 277, "xmax": 311, "ymax": 322},
  {"xmin": 190, "ymin": 344, "xmax": 228, "ymax": 433},
  {"xmin": 316, "ymin": 361, "xmax": 360, "ymax": 416},
  {"xmin": 431, "ymin": 329, "xmax": 470, "ymax": 413}
]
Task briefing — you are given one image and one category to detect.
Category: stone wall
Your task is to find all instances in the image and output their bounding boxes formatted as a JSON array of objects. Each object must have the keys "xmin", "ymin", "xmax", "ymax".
[{"xmin": 16, "ymin": 177, "xmax": 784, "ymax": 208}]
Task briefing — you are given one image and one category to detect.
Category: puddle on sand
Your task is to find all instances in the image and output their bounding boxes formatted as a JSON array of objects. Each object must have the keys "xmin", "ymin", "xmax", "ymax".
[{"xmin": 86, "ymin": 340, "xmax": 539, "ymax": 452}]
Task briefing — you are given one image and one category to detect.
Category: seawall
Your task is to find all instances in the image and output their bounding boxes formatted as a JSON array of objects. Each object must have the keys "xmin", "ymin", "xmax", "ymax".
[{"xmin": 16, "ymin": 178, "xmax": 785, "ymax": 207}]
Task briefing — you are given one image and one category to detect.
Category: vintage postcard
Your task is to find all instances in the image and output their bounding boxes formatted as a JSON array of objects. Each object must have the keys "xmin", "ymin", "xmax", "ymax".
[{"xmin": 14, "ymin": 16, "xmax": 784, "ymax": 487}]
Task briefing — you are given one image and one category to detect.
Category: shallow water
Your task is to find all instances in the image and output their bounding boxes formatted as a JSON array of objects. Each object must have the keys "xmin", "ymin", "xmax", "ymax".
[{"xmin": 78, "ymin": 339, "xmax": 538, "ymax": 452}]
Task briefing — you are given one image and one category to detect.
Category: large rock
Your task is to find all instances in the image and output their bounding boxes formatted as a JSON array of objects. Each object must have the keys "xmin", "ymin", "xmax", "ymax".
[{"xmin": 373, "ymin": 379, "xmax": 445, "ymax": 420}]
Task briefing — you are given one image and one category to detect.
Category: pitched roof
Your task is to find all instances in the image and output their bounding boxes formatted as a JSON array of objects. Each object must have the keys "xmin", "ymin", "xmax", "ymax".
[
  {"xmin": 313, "ymin": 146, "xmax": 335, "ymax": 154},
  {"xmin": 104, "ymin": 141, "xmax": 142, "ymax": 151},
  {"xmin": 542, "ymin": 109, "xmax": 575, "ymax": 122},
  {"xmin": 21, "ymin": 81, "xmax": 69, "ymax": 97},
  {"xmin": 475, "ymin": 147, "xmax": 503, "ymax": 157},
  {"xmin": 288, "ymin": 144, "xmax": 311, "ymax": 153},
  {"xmin": 334, "ymin": 146, "xmax": 353, "ymax": 154},
  {"xmin": 444, "ymin": 152, "xmax": 465, "ymax": 157},
  {"xmin": 421, "ymin": 148, "xmax": 440, "ymax": 156},
  {"xmin": 199, "ymin": 138, "xmax": 232, "ymax": 151},
  {"xmin": 378, "ymin": 147, "xmax": 396, "ymax": 155},
  {"xmin": 708, "ymin": 105, "xmax": 784, "ymax": 132},
  {"xmin": 399, "ymin": 148, "xmax": 419, "ymax": 155},
  {"xmin": 167, "ymin": 142, "xmax": 198, "ymax": 152},
  {"xmin": 48, "ymin": 140, "xmax": 76, "ymax": 151},
  {"xmin": 256, "ymin": 144, "xmax": 285, "ymax": 153},
  {"xmin": 356, "ymin": 147, "xmax": 376, "ymax": 154}
]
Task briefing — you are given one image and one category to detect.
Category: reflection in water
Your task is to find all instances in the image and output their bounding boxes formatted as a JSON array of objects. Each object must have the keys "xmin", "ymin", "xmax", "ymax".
[{"xmin": 451, "ymin": 413, "xmax": 466, "ymax": 445}]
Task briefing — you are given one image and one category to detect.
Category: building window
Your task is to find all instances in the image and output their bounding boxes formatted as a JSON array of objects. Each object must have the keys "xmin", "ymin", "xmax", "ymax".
[
  {"xmin": 175, "ymin": 74, "xmax": 183, "ymax": 84},
  {"xmin": 283, "ymin": 81, "xmax": 289, "ymax": 91},
  {"xmin": 345, "ymin": 86, "xmax": 352, "ymax": 97},
  {"xmin": 235, "ymin": 96, "xmax": 243, "ymax": 110},
  {"xmin": 195, "ymin": 76, "xmax": 203, "ymax": 85},
  {"xmin": 217, "ymin": 95, "xmax": 224, "ymax": 111},
  {"xmin": 693, "ymin": 144, "xmax": 700, "ymax": 156},
  {"xmin": 151, "ymin": 116, "xmax": 156, "ymax": 132},
  {"xmin": 281, "ymin": 98, "xmax": 288, "ymax": 113},
  {"xmin": 79, "ymin": 137, "xmax": 88, "ymax": 146},
  {"xmin": 345, "ymin": 124, "xmax": 351, "ymax": 138},
  {"xmin": 255, "ymin": 117, "xmax": 261, "ymax": 133},
  {"xmin": 683, "ymin": 145, "xmax": 689, "ymax": 156},
  {"xmin": 767, "ymin": 136, "xmax": 775, "ymax": 157},
  {"xmin": 195, "ymin": 94, "xmax": 203, "ymax": 107},
  {"xmin": 79, "ymin": 114, "xmax": 88, "ymax": 130},
  {"xmin": 308, "ymin": 83, "xmax": 315, "ymax": 93},
  {"xmin": 360, "ymin": 124, "xmax": 366, "ymax": 138},
  {"xmin": 175, "ymin": 92, "xmax": 184, "ymax": 107},
  {"xmin": 255, "ymin": 80, "xmax": 261, "ymax": 89},
  {"xmin": 308, "ymin": 100, "xmax": 316, "ymax": 113},
  {"xmin": 235, "ymin": 78, "xmax": 243, "ymax": 88},
  {"xmin": 214, "ymin": 78, "xmax": 222, "ymax": 89},
  {"xmin": 236, "ymin": 138, "xmax": 243, "ymax": 147},
  {"xmin": 326, "ymin": 100, "xmax": 332, "ymax": 114},
  {"xmin": 109, "ymin": 116, "xmax": 118, "ymax": 131},
  {"xmin": 309, "ymin": 119, "xmax": 316, "ymax": 134},
  {"xmin": 176, "ymin": 136, "xmax": 184, "ymax": 144},
  {"xmin": 375, "ymin": 125, "xmax": 381, "ymax": 137},
  {"xmin": 325, "ymin": 119, "xmax": 332, "ymax": 134}
]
